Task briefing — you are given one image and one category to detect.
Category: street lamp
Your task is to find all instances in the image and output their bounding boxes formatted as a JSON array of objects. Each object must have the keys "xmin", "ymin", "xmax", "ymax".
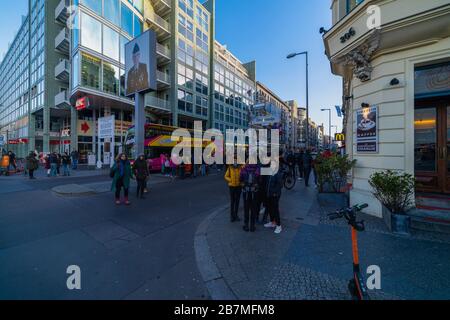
[
  {"xmin": 287, "ymin": 51, "xmax": 309, "ymax": 149},
  {"xmin": 321, "ymin": 108, "xmax": 332, "ymax": 149}
]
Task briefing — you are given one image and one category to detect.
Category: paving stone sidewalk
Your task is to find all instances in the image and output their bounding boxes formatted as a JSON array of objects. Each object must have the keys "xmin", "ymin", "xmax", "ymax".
[{"xmin": 202, "ymin": 181, "xmax": 450, "ymax": 300}]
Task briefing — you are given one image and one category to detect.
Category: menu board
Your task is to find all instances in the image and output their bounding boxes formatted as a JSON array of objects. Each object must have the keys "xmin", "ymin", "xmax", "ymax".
[{"xmin": 356, "ymin": 105, "xmax": 378, "ymax": 153}]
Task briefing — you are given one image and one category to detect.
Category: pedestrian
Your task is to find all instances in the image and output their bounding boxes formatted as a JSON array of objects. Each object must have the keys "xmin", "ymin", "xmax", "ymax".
[
  {"xmin": 295, "ymin": 148, "xmax": 304, "ymax": 180},
  {"xmin": 26, "ymin": 151, "xmax": 39, "ymax": 180},
  {"xmin": 240, "ymin": 162, "xmax": 260, "ymax": 232},
  {"xmin": 160, "ymin": 153, "xmax": 166, "ymax": 175},
  {"xmin": 201, "ymin": 160, "xmax": 206, "ymax": 177},
  {"xmin": 169, "ymin": 156, "xmax": 177, "ymax": 179},
  {"xmin": 110, "ymin": 153, "xmax": 133, "ymax": 205},
  {"xmin": 264, "ymin": 168, "xmax": 284, "ymax": 234},
  {"xmin": 56, "ymin": 153, "xmax": 62, "ymax": 175},
  {"xmin": 44, "ymin": 154, "xmax": 51, "ymax": 177},
  {"xmin": 224, "ymin": 160, "xmax": 242, "ymax": 223},
  {"xmin": 8, "ymin": 151, "xmax": 16, "ymax": 172},
  {"xmin": 49, "ymin": 153, "xmax": 58, "ymax": 177},
  {"xmin": 256, "ymin": 164, "xmax": 269, "ymax": 224},
  {"xmin": 303, "ymin": 148, "xmax": 313, "ymax": 187},
  {"xmin": 133, "ymin": 154, "xmax": 149, "ymax": 199},
  {"xmin": 71, "ymin": 150, "xmax": 79, "ymax": 170},
  {"xmin": 164, "ymin": 154, "xmax": 170, "ymax": 176},
  {"xmin": 62, "ymin": 152, "xmax": 71, "ymax": 176},
  {"xmin": 286, "ymin": 148, "xmax": 296, "ymax": 180}
]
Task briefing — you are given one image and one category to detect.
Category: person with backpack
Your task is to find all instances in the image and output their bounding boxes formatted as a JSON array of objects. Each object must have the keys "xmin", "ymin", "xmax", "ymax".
[
  {"xmin": 224, "ymin": 160, "xmax": 242, "ymax": 223},
  {"xmin": 240, "ymin": 162, "xmax": 260, "ymax": 232},
  {"xmin": 111, "ymin": 153, "xmax": 134, "ymax": 205},
  {"xmin": 26, "ymin": 151, "xmax": 39, "ymax": 179},
  {"xmin": 133, "ymin": 154, "xmax": 149, "ymax": 199}
]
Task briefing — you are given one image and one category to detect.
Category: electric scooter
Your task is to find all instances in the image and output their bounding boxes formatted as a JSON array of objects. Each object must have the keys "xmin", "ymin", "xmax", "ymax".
[{"xmin": 328, "ymin": 203, "xmax": 370, "ymax": 300}]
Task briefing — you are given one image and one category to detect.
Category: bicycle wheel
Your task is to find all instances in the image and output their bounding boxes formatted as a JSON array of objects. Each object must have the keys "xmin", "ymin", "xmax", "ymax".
[{"xmin": 284, "ymin": 174, "xmax": 296, "ymax": 190}]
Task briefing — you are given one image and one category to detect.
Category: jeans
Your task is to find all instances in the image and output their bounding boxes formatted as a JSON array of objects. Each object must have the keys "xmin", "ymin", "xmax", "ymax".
[
  {"xmin": 201, "ymin": 164, "xmax": 206, "ymax": 176},
  {"xmin": 50, "ymin": 163, "xmax": 57, "ymax": 177},
  {"xmin": 267, "ymin": 196, "xmax": 281, "ymax": 226},
  {"xmin": 29, "ymin": 169, "xmax": 34, "ymax": 179},
  {"xmin": 304, "ymin": 167, "xmax": 312, "ymax": 186},
  {"xmin": 63, "ymin": 164, "xmax": 70, "ymax": 176},
  {"xmin": 72, "ymin": 158, "xmax": 78, "ymax": 170},
  {"xmin": 115, "ymin": 177, "xmax": 129, "ymax": 199},
  {"xmin": 243, "ymin": 191, "xmax": 258, "ymax": 229},
  {"xmin": 136, "ymin": 178, "xmax": 146, "ymax": 197},
  {"xmin": 229, "ymin": 187, "xmax": 242, "ymax": 220}
]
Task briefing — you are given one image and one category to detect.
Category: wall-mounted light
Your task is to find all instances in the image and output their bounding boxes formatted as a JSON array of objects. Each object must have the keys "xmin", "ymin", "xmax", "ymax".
[
  {"xmin": 319, "ymin": 27, "xmax": 328, "ymax": 35},
  {"xmin": 344, "ymin": 95, "xmax": 354, "ymax": 101},
  {"xmin": 390, "ymin": 78, "xmax": 400, "ymax": 86}
]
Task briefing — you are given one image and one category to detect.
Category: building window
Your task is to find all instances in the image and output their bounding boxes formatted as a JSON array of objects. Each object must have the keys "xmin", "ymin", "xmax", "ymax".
[
  {"xmin": 81, "ymin": 53, "xmax": 101, "ymax": 90},
  {"xmin": 103, "ymin": 25, "xmax": 119, "ymax": 61},
  {"xmin": 134, "ymin": 16, "xmax": 143, "ymax": 37},
  {"xmin": 347, "ymin": 0, "xmax": 364, "ymax": 14},
  {"xmin": 80, "ymin": 0, "xmax": 102, "ymax": 15},
  {"xmin": 81, "ymin": 12, "xmax": 102, "ymax": 53},
  {"xmin": 121, "ymin": 2, "xmax": 133, "ymax": 36},
  {"xmin": 103, "ymin": 62, "xmax": 120, "ymax": 95},
  {"xmin": 103, "ymin": 0, "xmax": 120, "ymax": 26}
]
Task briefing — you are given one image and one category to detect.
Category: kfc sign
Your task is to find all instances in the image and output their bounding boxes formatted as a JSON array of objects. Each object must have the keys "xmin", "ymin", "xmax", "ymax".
[{"xmin": 76, "ymin": 97, "xmax": 90, "ymax": 111}]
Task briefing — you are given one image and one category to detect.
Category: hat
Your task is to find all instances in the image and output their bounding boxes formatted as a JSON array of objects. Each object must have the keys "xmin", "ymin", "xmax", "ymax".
[{"xmin": 133, "ymin": 43, "xmax": 140, "ymax": 54}]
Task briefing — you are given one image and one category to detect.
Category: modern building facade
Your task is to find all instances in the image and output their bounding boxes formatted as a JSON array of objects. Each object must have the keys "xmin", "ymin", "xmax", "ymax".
[
  {"xmin": 0, "ymin": 0, "xmax": 258, "ymax": 161},
  {"xmin": 323, "ymin": 0, "xmax": 450, "ymax": 217}
]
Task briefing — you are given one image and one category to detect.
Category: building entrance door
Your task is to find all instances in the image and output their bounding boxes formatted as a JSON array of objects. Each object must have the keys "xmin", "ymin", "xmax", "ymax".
[{"xmin": 415, "ymin": 98, "xmax": 450, "ymax": 194}]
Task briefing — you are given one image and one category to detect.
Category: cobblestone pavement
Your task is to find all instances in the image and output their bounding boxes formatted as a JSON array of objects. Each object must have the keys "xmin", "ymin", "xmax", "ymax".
[{"xmin": 202, "ymin": 180, "xmax": 450, "ymax": 300}]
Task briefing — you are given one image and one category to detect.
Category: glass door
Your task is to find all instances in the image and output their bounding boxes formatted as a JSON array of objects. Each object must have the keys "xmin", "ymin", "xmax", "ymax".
[{"xmin": 415, "ymin": 107, "xmax": 439, "ymax": 192}]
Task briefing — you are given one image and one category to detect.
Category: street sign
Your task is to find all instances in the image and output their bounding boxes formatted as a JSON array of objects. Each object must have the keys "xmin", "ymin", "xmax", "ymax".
[
  {"xmin": 335, "ymin": 133, "xmax": 345, "ymax": 141},
  {"xmin": 98, "ymin": 116, "xmax": 115, "ymax": 139},
  {"xmin": 335, "ymin": 105, "xmax": 343, "ymax": 117}
]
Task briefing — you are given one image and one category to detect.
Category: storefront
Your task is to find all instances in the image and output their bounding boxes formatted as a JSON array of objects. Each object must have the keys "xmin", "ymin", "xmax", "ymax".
[{"xmin": 323, "ymin": 0, "xmax": 450, "ymax": 217}]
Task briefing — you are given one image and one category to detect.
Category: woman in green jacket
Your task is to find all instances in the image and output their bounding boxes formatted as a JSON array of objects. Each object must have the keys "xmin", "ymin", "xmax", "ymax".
[{"xmin": 111, "ymin": 153, "xmax": 134, "ymax": 205}]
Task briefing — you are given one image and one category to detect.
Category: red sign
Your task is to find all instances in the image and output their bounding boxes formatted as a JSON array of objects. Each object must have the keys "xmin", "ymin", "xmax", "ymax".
[
  {"xmin": 80, "ymin": 122, "xmax": 90, "ymax": 134},
  {"xmin": 76, "ymin": 97, "xmax": 90, "ymax": 111},
  {"xmin": 8, "ymin": 139, "xmax": 29, "ymax": 145}
]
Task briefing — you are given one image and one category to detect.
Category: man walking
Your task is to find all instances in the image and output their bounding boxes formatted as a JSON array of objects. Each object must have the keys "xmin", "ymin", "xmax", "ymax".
[
  {"xmin": 26, "ymin": 151, "xmax": 39, "ymax": 179},
  {"xmin": 224, "ymin": 160, "xmax": 242, "ymax": 222},
  {"xmin": 62, "ymin": 152, "xmax": 71, "ymax": 176}
]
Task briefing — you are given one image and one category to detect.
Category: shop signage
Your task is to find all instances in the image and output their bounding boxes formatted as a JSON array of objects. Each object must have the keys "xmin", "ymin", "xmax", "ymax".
[
  {"xmin": 75, "ymin": 97, "xmax": 90, "ymax": 111},
  {"xmin": 335, "ymin": 133, "xmax": 345, "ymax": 142},
  {"xmin": 356, "ymin": 104, "xmax": 378, "ymax": 153},
  {"xmin": 340, "ymin": 27, "xmax": 356, "ymax": 43},
  {"xmin": 98, "ymin": 116, "xmax": 115, "ymax": 139},
  {"xmin": 78, "ymin": 120, "xmax": 93, "ymax": 136},
  {"xmin": 8, "ymin": 138, "xmax": 29, "ymax": 145}
]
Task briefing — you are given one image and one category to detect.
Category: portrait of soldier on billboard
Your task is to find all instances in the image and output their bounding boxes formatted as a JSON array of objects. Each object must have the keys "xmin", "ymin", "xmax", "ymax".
[{"xmin": 126, "ymin": 43, "xmax": 150, "ymax": 95}]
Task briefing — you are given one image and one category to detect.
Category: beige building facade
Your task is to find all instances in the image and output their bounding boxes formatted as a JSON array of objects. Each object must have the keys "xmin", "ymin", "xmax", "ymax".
[{"xmin": 323, "ymin": 0, "xmax": 450, "ymax": 217}]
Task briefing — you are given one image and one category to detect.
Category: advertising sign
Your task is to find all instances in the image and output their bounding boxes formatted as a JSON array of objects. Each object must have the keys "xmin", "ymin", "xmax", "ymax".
[
  {"xmin": 249, "ymin": 103, "xmax": 282, "ymax": 127},
  {"xmin": 98, "ymin": 116, "xmax": 115, "ymax": 139},
  {"xmin": 356, "ymin": 105, "xmax": 378, "ymax": 153},
  {"xmin": 76, "ymin": 97, "xmax": 90, "ymax": 111},
  {"xmin": 335, "ymin": 133, "xmax": 345, "ymax": 142},
  {"xmin": 125, "ymin": 30, "xmax": 157, "ymax": 97}
]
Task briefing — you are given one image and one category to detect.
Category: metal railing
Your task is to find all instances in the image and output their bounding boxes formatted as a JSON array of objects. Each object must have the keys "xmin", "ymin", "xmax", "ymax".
[
  {"xmin": 145, "ymin": 96, "xmax": 171, "ymax": 112},
  {"xmin": 156, "ymin": 43, "xmax": 171, "ymax": 58},
  {"xmin": 146, "ymin": 12, "xmax": 171, "ymax": 33},
  {"xmin": 156, "ymin": 70, "xmax": 170, "ymax": 84}
]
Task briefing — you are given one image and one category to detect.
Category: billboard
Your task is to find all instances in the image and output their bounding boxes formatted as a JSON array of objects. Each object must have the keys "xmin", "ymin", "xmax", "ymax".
[
  {"xmin": 125, "ymin": 30, "xmax": 157, "ymax": 97},
  {"xmin": 356, "ymin": 105, "xmax": 378, "ymax": 153},
  {"xmin": 249, "ymin": 103, "xmax": 282, "ymax": 128},
  {"xmin": 98, "ymin": 116, "xmax": 115, "ymax": 139}
]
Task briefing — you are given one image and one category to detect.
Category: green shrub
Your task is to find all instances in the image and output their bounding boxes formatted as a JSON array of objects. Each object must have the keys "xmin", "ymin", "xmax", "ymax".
[
  {"xmin": 315, "ymin": 154, "xmax": 356, "ymax": 193},
  {"xmin": 369, "ymin": 170, "xmax": 415, "ymax": 214}
]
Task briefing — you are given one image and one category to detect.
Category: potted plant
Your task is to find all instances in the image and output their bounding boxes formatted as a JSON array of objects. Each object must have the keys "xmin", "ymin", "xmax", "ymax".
[
  {"xmin": 369, "ymin": 170, "xmax": 415, "ymax": 235},
  {"xmin": 315, "ymin": 153, "xmax": 356, "ymax": 208}
]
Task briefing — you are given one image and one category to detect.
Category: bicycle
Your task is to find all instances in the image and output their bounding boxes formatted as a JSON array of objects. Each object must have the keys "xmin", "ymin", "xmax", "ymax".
[
  {"xmin": 328, "ymin": 203, "xmax": 370, "ymax": 300},
  {"xmin": 282, "ymin": 164, "xmax": 296, "ymax": 190}
]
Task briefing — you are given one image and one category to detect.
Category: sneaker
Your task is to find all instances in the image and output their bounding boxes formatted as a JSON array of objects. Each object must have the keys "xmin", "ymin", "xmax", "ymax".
[
  {"xmin": 274, "ymin": 226, "xmax": 282, "ymax": 234},
  {"xmin": 264, "ymin": 222, "xmax": 276, "ymax": 228},
  {"xmin": 115, "ymin": 199, "xmax": 121, "ymax": 205}
]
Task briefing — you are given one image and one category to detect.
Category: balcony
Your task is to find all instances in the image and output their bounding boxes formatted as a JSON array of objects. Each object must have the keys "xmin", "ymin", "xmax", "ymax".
[
  {"xmin": 55, "ymin": 59, "xmax": 70, "ymax": 82},
  {"xmin": 145, "ymin": 96, "xmax": 171, "ymax": 114},
  {"xmin": 55, "ymin": 0, "xmax": 70, "ymax": 25},
  {"xmin": 55, "ymin": 90, "xmax": 71, "ymax": 108},
  {"xmin": 156, "ymin": 70, "xmax": 170, "ymax": 89},
  {"xmin": 55, "ymin": 27, "xmax": 70, "ymax": 54},
  {"xmin": 151, "ymin": 0, "xmax": 171, "ymax": 16},
  {"xmin": 156, "ymin": 43, "xmax": 171, "ymax": 64},
  {"xmin": 145, "ymin": 12, "xmax": 171, "ymax": 40}
]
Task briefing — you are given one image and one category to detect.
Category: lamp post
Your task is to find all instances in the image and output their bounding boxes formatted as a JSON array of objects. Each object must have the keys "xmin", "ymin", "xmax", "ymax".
[
  {"xmin": 287, "ymin": 51, "xmax": 309, "ymax": 149},
  {"xmin": 321, "ymin": 108, "xmax": 332, "ymax": 149}
]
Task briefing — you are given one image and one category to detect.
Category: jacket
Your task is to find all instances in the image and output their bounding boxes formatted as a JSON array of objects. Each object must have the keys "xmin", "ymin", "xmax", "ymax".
[
  {"xmin": 110, "ymin": 160, "xmax": 133, "ymax": 191},
  {"xmin": 133, "ymin": 158, "xmax": 150, "ymax": 180},
  {"xmin": 266, "ymin": 171, "xmax": 283, "ymax": 198},
  {"xmin": 240, "ymin": 164, "xmax": 260, "ymax": 193},
  {"xmin": 225, "ymin": 165, "xmax": 242, "ymax": 187},
  {"xmin": 26, "ymin": 154, "xmax": 39, "ymax": 170},
  {"xmin": 62, "ymin": 155, "xmax": 71, "ymax": 165}
]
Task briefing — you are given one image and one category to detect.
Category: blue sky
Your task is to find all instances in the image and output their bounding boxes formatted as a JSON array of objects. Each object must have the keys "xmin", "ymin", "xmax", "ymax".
[{"xmin": 0, "ymin": 0, "xmax": 342, "ymax": 132}]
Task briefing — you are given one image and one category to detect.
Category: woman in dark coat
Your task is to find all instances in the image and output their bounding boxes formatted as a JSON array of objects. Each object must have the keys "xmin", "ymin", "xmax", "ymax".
[
  {"xmin": 111, "ymin": 153, "xmax": 134, "ymax": 205},
  {"xmin": 133, "ymin": 154, "xmax": 150, "ymax": 199}
]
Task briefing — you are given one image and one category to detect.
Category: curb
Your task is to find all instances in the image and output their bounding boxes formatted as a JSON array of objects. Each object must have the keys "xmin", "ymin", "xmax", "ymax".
[
  {"xmin": 194, "ymin": 205, "xmax": 238, "ymax": 300},
  {"xmin": 51, "ymin": 184, "xmax": 96, "ymax": 196}
]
